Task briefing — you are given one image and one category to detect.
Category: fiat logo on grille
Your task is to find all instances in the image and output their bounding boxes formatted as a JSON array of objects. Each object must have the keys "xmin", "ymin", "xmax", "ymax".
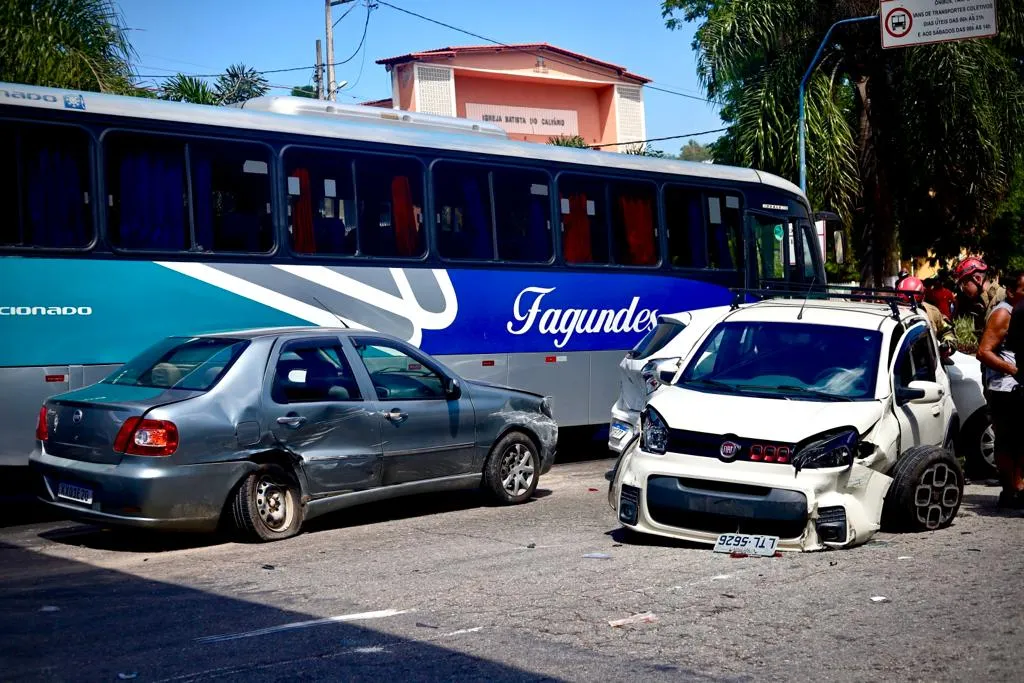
[
  {"xmin": 72, "ymin": 409, "xmax": 83, "ymax": 424},
  {"xmin": 719, "ymin": 440, "xmax": 740, "ymax": 461}
]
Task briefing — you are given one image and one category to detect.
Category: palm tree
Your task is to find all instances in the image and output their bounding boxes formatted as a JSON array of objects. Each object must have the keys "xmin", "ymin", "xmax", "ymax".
[
  {"xmin": 548, "ymin": 135, "xmax": 590, "ymax": 148},
  {"xmin": 663, "ymin": 0, "xmax": 1024, "ymax": 284},
  {"xmin": 159, "ymin": 74, "xmax": 218, "ymax": 105},
  {"xmin": 215, "ymin": 63, "xmax": 269, "ymax": 105},
  {"xmin": 0, "ymin": 0, "xmax": 136, "ymax": 94}
]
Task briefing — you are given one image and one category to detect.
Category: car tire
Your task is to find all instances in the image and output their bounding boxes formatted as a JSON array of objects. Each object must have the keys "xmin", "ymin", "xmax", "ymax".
[
  {"xmin": 482, "ymin": 431, "xmax": 540, "ymax": 505},
  {"xmin": 882, "ymin": 445, "xmax": 964, "ymax": 532},
  {"xmin": 232, "ymin": 465, "xmax": 304, "ymax": 542},
  {"xmin": 957, "ymin": 409, "xmax": 997, "ymax": 479}
]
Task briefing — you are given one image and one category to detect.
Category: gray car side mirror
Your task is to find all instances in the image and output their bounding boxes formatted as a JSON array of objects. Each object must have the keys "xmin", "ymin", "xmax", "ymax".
[{"xmin": 445, "ymin": 377, "xmax": 462, "ymax": 400}]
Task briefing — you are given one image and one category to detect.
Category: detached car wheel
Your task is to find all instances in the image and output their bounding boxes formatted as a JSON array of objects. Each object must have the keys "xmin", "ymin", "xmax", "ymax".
[
  {"xmin": 957, "ymin": 409, "xmax": 997, "ymax": 479},
  {"xmin": 882, "ymin": 446, "xmax": 964, "ymax": 532},
  {"xmin": 483, "ymin": 432, "xmax": 539, "ymax": 504},
  {"xmin": 232, "ymin": 465, "xmax": 304, "ymax": 542}
]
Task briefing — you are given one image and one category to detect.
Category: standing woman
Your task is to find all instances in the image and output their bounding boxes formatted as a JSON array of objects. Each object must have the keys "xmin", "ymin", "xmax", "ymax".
[{"xmin": 976, "ymin": 272, "xmax": 1024, "ymax": 508}]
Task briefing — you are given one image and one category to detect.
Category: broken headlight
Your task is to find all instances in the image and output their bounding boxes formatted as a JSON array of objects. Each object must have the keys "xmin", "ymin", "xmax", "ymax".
[
  {"xmin": 792, "ymin": 429, "xmax": 858, "ymax": 473},
  {"xmin": 640, "ymin": 406, "xmax": 669, "ymax": 455}
]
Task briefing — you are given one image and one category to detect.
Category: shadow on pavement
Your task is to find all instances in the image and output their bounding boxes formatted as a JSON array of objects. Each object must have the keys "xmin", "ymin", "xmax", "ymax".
[
  {"xmin": 0, "ymin": 541, "xmax": 559, "ymax": 682},
  {"xmin": 960, "ymin": 491, "xmax": 1024, "ymax": 519},
  {"xmin": 37, "ymin": 486, "xmax": 556, "ymax": 553}
]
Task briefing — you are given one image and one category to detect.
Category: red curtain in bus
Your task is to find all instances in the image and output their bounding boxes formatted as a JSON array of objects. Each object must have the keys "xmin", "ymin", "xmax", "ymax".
[
  {"xmin": 291, "ymin": 168, "xmax": 316, "ymax": 253},
  {"xmin": 619, "ymin": 194, "xmax": 656, "ymax": 265},
  {"xmin": 563, "ymin": 193, "xmax": 592, "ymax": 263},
  {"xmin": 392, "ymin": 175, "xmax": 417, "ymax": 256}
]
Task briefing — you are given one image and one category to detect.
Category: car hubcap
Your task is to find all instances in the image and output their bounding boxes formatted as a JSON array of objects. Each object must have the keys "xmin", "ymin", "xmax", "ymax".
[
  {"xmin": 255, "ymin": 476, "xmax": 292, "ymax": 531},
  {"xmin": 500, "ymin": 443, "xmax": 535, "ymax": 497},
  {"xmin": 980, "ymin": 425, "xmax": 995, "ymax": 469},
  {"xmin": 914, "ymin": 463, "xmax": 960, "ymax": 530}
]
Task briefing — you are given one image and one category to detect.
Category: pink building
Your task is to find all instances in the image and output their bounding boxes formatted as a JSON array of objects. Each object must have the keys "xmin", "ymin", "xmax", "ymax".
[{"xmin": 372, "ymin": 44, "xmax": 649, "ymax": 151}]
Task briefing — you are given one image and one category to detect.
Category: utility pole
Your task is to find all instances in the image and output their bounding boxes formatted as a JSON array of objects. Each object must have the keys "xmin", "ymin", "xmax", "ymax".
[
  {"xmin": 324, "ymin": 0, "xmax": 336, "ymax": 101},
  {"xmin": 315, "ymin": 39, "xmax": 324, "ymax": 100},
  {"xmin": 324, "ymin": 0, "xmax": 357, "ymax": 102}
]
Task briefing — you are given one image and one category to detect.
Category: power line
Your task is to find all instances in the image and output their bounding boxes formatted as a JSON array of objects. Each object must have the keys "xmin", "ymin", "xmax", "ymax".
[
  {"xmin": 374, "ymin": 0, "xmax": 721, "ymax": 106},
  {"xmin": 588, "ymin": 127, "xmax": 728, "ymax": 149},
  {"xmin": 332, "ymin": 0, "xmax": 358, "ymax": 27},
  {"xmin": 330, "ymin": 1, "xmax": 375, "ymax": 97}
]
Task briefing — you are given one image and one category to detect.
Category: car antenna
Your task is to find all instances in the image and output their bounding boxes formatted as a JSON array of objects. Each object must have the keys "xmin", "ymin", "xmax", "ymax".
[
  {"xmin": 310, "ymin": 296, "xmax": 349, "ymax": 329},
  {"xmin": 797, "ymin": 277, "xmax": 817, "ymax": 321}
]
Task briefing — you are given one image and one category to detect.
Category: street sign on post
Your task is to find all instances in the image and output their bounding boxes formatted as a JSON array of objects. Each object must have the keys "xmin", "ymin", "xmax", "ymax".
[{"xmin": 880, "ymin": 0, "xmax": 998, "ymax": 49}]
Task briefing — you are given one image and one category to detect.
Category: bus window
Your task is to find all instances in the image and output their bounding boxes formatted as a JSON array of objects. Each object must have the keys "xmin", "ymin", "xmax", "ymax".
[
  {"xmin": 664, "ymin": 184, "xmax": 705, "ymax": 268},
  {"xmin": 433, "ymin": 162, "xmax": 494, "ymax": 260},
  {"xmin": 559, "ymin": 175, "xmax": 608, "ymax": 264},
  {"xmin": 284, "ymin": 148, "xmax": 357, "ymax": 255},
  {"xmin": 355, "ymin": 156, "xmax": 425, "ymax": 258},
  {"xmin": 0, "ymin": 123, "xmax": 93, "ymax": 249},
  {"xmin": 494, "ymin": 168, "xmax": 552, "ymax": 263},
  {"xmin": 190, "ymin": 140, "xmax": 272, "ymax": 253},
  {"xmin": 105, "ymin": 133, "xmax": 190, "ymax": 251},
  {"xmin": 706, "ymin": 192, "xmax": 743, "ymax": 270},
  {"xmin": 610, "ymin": 180, "xmax": 658, "ymax": 266},
  {"xmin": 799, "ymin": 224, "xmax": 819, "ymax": 281},
  {"xmin": 753, "ymin": 215, "xmax": 787, "ymax": 281}
]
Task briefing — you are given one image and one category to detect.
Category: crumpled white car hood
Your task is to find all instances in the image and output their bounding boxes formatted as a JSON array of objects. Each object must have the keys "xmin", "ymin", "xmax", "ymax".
[{"xmin": 649, "ymin": 387, "xmax": 884, "ymax": 442}]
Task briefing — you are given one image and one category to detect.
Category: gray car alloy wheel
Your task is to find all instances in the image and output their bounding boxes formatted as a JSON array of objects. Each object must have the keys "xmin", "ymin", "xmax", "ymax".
[
  {"xmin": 979, "ymin": 425, "xmax": 996, "ymax": 470},
  {"xmin": 915, "ymin": 462, "xmax": 961, "ymax": 530},
  {"xmin": 255, "ymin": 475, "xmax": 294, "ymax": 532},
  {"xmin": 500, "ymin": 443, "xmax": 535, "ymax": 497}
]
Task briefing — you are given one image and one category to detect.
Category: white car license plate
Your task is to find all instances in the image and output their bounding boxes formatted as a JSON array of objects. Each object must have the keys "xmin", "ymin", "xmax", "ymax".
[
  {"xmin": 610, "ymin": 422, "xmax": 630, "ymax": 440},
  {"xmin": 57, "ymin": 482, "xmax": 93, "ymax": 505},
  {"xmin": 713, "ymin": 533, "xmax": 778, "ymax": 556}
]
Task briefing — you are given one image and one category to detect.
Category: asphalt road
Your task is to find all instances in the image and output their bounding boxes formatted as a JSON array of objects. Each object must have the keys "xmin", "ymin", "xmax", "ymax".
[{"xmin": 2, "ymin": 459, "xmax": 1022, "ymax": 682}]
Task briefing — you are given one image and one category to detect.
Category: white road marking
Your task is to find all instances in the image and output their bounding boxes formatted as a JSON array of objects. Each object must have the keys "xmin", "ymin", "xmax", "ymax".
[
  {"xmin": 196, "ymin": 609, "xmax": 411, "ymax": 644},
  {"xmin": 442, "ymin": 627, "xmax": 483, "ymax": 637}
]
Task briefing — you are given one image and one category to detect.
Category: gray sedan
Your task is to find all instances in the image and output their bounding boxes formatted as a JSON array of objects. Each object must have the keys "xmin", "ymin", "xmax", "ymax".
[{"xmin": 30, "ymin": 328, "xmax": 557, "ymax": 541}]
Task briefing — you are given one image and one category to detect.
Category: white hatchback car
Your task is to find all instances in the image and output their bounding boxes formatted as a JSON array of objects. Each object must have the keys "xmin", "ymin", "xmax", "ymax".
[{"xmin": 608, "ymin": 297, "xmax": 964, "ymax": 552}]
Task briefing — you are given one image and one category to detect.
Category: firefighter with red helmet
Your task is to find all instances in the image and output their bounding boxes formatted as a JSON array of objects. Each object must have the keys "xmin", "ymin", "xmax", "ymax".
[
  {"xmin": 897, "ymin": 276, "xmax": 957, "ymax": 358},
  {"xmin": 955, "ymin": 257, "xmax": 1006, "ymax": 337}
]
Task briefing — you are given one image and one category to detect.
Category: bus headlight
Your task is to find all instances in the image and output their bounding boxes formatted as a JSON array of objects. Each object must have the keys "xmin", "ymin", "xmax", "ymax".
[{"xmin": 640, "ymin": 406, "xmax": 669, "ymax": 455}]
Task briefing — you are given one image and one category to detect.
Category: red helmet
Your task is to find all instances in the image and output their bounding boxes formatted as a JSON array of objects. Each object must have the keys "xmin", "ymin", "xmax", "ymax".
[
  {"xmin": 897, "ymin": 276, "xmax": 926, "ymax": 301},
  {"xmin": 954, "ymin": 257, "xmax": 988, "ymax": 283}
]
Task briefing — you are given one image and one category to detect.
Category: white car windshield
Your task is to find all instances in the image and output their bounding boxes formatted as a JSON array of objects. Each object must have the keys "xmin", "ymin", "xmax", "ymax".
[{"xmin": 680, "ymin": 322, "xmax": 882, "ymax": 401}]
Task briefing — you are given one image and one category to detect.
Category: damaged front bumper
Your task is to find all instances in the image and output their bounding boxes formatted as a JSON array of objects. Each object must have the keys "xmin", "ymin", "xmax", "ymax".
[{"xmin": 610, "ymin": 444, "xmax": 893, "ymax": 551}]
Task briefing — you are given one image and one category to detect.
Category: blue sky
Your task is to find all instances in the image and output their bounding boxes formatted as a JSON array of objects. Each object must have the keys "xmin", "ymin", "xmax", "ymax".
[{"xmin": 118, "ymin": 0, "xmax": 722, "ymax": 155}]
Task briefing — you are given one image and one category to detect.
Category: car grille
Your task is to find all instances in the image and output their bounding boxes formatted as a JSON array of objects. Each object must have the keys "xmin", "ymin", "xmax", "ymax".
[
  {"xmin": 667, "ymin": 428, "xmax": 796, "ymax": 464},
  {"xmin": 815, "ymin": 506, "xmax": 848, "ymax": 543},
  {"xmin": 646, "ymin": 475, "xmax": 808, "ymax": 540}
]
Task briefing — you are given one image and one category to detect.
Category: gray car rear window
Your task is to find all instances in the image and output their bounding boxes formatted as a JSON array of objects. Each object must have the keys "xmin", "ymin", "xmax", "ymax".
[
  {"xmin": 103, "ymin": 337, "xmax": 249, "ymax": 391},
  {"xmin": 628, "ymin": 321, "xmax": 686, "ymax": 360}
]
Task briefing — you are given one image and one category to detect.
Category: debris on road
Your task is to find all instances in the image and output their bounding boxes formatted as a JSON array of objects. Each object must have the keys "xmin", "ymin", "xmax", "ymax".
[
  {"xmin": 117, "ymin": 673, "xmax": 138, "ymax": 680},
  {"xmin": 587, "ymin": 487, "xmax": 599, "ymax": 492},
  {"xmin": 526, "ymin": 543, "xmax": 536, "ymax": 549},
  {"xmin": 39, "ymin": 606, "xmax": 59, "ymax": 613},
  {"xmin": 415, "ymin": 622, "xmax": 439, "ymax": 629},
  {"xmin": 898, "ymin": 556, "xmax": 912, "ymax": 560},
  {"xmin": 609, "ymin": 612, "xmax": 658, "ymax": 627},
  {"xmin": 583, "ymin": 553, "xmax": 612, "ymax": 560},
  {"xmin": 870, "ymin": 596, "xmax": 891, "ymax": 603},
  {"xmin": 261, "ymin": 564, "xmax": 275, "ymax": 570}
]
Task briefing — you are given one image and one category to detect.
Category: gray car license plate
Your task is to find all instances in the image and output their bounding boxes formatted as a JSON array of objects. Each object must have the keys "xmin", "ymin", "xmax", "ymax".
[{"xmin": 57, "ymin": 482, "xmax": 93, "ymax": 505}]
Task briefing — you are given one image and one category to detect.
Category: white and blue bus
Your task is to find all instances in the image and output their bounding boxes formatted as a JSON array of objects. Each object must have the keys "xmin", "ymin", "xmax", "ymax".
[{"xmin": 0, "ymin": 83, "xmax": 824, "ymax": 465}]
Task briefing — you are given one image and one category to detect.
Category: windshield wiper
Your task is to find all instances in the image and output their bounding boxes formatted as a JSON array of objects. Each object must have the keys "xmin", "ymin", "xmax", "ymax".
[
  {"xmin": 685, "ymin": 378, "xmax": 745, "ymax": 393},
  {"xmin": 774, "ymin": 385, "xmax": 854, "ymax": 402}
]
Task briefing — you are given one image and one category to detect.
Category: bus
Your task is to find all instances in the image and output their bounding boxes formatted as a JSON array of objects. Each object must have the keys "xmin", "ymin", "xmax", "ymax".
[{"xmin": 0, "ymin": 83, "xmax": 825, "ymax": 465}]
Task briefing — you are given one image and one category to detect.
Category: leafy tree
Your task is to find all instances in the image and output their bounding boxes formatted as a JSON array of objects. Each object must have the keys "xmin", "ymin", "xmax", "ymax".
[
  {"xmin": 159, "ymin": 74, "xmax": 218, "ymax": 105},
  {"xmin": 0, "ymin": 0, "xmax": 136, "ymax": 94},
  {"xmin": 679, "ymin": 139, "xmax": 713, "ymax": 162},
  {"xmin": 548, "ymin": 134, "xmax": 589, "ymax": 148},
  {"xmin": 215, "ymin": 63, "xmax": 269, "ymax": 105},
  {"xmin": 663, "ymin": 0, "xmax": 1024, "ymax": 285},
  {"xmin": 291, "ymin": 85, "xmax": 317, "ymax": 98}
]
